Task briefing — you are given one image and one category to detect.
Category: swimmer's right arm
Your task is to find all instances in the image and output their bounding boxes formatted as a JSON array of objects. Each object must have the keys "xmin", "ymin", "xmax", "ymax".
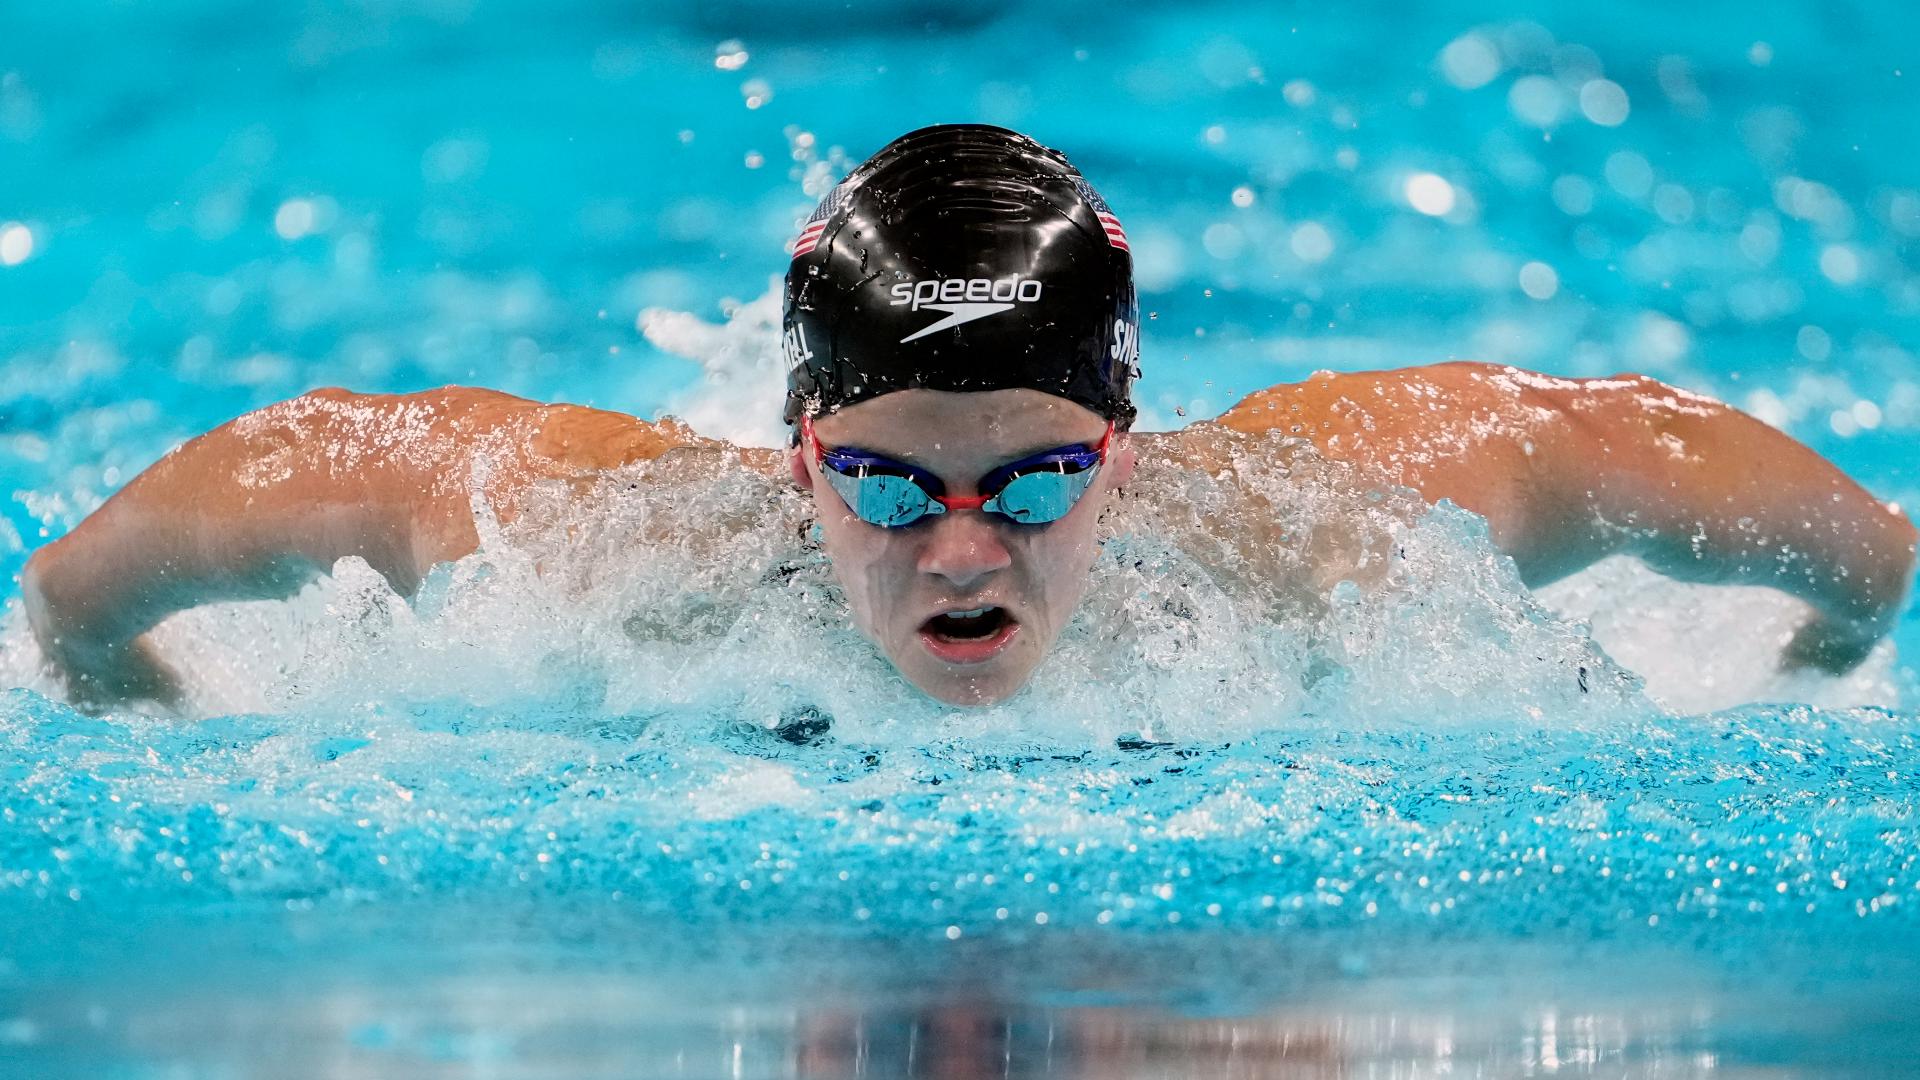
[{"xmin": 21, "ymin": 386, "xmax": 711, "ymax": 709}]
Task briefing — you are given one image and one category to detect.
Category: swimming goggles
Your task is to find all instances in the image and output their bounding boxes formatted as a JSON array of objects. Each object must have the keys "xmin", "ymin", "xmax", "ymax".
[{"xmin": 802, "ymin": 416, "xmax": 1113, "ymax": 528}]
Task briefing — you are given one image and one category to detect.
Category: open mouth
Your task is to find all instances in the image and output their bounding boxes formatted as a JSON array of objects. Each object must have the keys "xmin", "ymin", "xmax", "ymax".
[
  {"xmin": 918, "ymin": 606, "xmax": 1021, "ymax": 664},
  {"xmin": 925, "ymin": 606, "xmax": 1009, "ymax": 639}
]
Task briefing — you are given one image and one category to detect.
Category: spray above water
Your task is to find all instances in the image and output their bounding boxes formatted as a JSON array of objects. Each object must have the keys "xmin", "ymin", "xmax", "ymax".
[{"xmin": 8, "ymin": 274, "xmax": 1900, "ymax": 729}]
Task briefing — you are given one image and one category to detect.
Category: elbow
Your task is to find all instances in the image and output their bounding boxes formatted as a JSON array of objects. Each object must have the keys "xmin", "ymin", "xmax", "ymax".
[
  {"xmin": 1834, "ymin": 503, "xmax": 1917, "ymax": 637},
  {"xmin": 20, "ymin": 535, "xmax": 99, "ymax": 660},
  {"xmin": 20, "ymin": 543, "xmax": 57, "ymax": 637},
  {"xmin": 21, "ymin": 534, "xmax": 78, "ymax": 622},
  {"xmin": 1891, "ymin": 502, "xmax": 1919, "ymax": 607}
]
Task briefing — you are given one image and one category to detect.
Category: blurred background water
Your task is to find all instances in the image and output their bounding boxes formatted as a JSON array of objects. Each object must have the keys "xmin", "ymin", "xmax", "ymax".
[{"xmin": 2, "ymin": 1, "xmax": 1919, "ymax": 1076}]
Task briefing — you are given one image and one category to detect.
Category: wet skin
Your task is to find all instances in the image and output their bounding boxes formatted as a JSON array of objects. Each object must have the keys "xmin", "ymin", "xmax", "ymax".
[{"xmin": 21, "ymin": 363, "xmax": 1918, "ymax": 710}]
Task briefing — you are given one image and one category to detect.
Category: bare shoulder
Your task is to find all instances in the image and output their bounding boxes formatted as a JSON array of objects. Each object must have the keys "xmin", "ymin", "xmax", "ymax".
[
  {"xmin": 1186, "ymin": 363, "xmax": 1633, "ymax": 562},
  {"xmin": 1199, "ymin": 363, "xmax": 1569, "ymax": 482},
  {"xmin": 1214, "ymin": 361, "xmax": 1583, "ymax": 438},
  {"xmin": 1202, "ymin": 361, "xmax": 1738, "ymax": 464},
  {"xmin": 520, "ymin": 403, "xmax": 714, "ymax": 474},
  {"xmin": 224, "ymin": 385, "xmax": 716, "ymax": 476}
]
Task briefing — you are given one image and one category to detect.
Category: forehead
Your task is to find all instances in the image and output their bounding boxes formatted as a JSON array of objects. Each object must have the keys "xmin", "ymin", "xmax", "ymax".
[{"xmin": 811, "ymin": 389, "xmax": 1109, "ymax": 465}]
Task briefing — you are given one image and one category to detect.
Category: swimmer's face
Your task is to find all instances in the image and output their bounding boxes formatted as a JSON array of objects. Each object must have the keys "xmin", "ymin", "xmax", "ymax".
[{"xmin": 792, "ymin": 389, "xmax": 1135, "ymax": 706}]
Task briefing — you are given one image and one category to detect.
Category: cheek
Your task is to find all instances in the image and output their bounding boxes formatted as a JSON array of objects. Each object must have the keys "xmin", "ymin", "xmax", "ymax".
[
  {"xmin": 1012, "ymin": 509, "xmax": 1105, "ymax": 612},
  {"xmin": 815, "ymin": 507, "xmax": 918, "ymax": 633}
]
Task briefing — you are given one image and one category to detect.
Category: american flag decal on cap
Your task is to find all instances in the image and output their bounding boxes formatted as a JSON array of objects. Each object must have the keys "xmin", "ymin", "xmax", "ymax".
[
  {"xmin": 791, "ymin": 180, "xmax": 852, "ymax": 259},
  {"xmin": 792, "ymin": 220, "xmax": 827, "ymax": 258},
  {"xmin": 1071, "ymin": 176, "xmax": 1129, "ymax": 252}
]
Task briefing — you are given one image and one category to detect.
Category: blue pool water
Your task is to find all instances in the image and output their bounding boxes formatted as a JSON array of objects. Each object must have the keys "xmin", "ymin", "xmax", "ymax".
[{"xmin": 2, "ymin": 1, "xmax": 1918, "ymax": 1075}]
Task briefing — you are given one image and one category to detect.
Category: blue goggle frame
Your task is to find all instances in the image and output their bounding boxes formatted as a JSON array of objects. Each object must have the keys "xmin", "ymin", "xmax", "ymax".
[{"xmin": 803, "ymin": 416, "xmax": 1114, "ymax": 528}]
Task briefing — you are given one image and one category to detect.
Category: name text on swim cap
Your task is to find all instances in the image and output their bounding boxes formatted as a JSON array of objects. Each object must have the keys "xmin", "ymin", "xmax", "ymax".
[
  {"xmin": 1110, "ymin": 316, "xmax": 1139, "ymax": 370},
  {"xmin": 782, "ymin": 323, "xmax": 814, "ymax": 372}
]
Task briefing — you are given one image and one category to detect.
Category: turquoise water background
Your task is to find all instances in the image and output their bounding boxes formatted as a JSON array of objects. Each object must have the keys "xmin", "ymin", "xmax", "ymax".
[{"xmin": 2, "ymin": 1, "xmax": 1919, "ymax": 1075}]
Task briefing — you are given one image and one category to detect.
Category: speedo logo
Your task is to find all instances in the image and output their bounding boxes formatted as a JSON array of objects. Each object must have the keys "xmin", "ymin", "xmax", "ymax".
[{"xmin": 888, "ymin": 275, "xmax": 1044, "ymax": 343}]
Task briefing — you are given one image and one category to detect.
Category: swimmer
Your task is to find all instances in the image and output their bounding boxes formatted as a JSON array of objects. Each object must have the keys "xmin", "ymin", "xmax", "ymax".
[{"xmin": 21, "ymin": 124, "xmax": 1918, "ymax": 710}]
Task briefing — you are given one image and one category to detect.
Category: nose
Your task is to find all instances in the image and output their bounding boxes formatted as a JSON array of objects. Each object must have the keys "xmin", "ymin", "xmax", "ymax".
[{"xmin": 916, "ymin": 510, "xmax": 1013, "ymax": 590}]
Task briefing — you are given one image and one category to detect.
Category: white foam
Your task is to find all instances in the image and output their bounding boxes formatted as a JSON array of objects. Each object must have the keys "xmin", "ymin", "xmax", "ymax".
[
  {"xmin": 640, "ymin": 279, "xmax": 789, "ymax": 448},
  {"xmin": 1535, "ymin": 555, "xmax": 1902, "ymax": 713}
]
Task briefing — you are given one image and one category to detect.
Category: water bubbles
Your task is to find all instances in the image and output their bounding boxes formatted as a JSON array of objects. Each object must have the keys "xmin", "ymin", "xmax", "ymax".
[
  {"xmin": 421, "ymin": 137, "xmax": 488, "ymax": 183},
  {"xmin": 1748, "ymin": 41, "xmax": 1774, "ymax": 67},
  {"xmin": 1288, "ymin": 222, "xmax": 1333, "ymax": 263},
  {"xmin": 1603, "ymin": 151, "xmax": 1654, "ymax": 199},
  {"xmin": 743, "ymin": 151, "xmax": 764, "ymax": 169},
  {"xmin": 1578, "ymin": 79, "xmax": 1630, "ymax": 126},
  {"xmin": 713, "ymin": 39, "xmax": 749, "ymax": 71},
  {"xmin": 1819, "ymin": 244, "xmax": 1861, "ymax": 285},
  {"xmin": 1404, "ymin": 172, "xmax": 1457, "ymax": 216},
  {"xmin": 1130, "ymin": 226, "xmax": 1186, "ymax": 293},
  {"xmin": 1282, "ymin": 79, "xmax": 1316, "ymax": 107},
  {"xmin": 1552, "ymin": 43, "xmax": 1605, "ymax": 85},
  {"xmin": 1230, "ymin": 185, "xmax": 1255, "ymax": 208},
  {"xmin": 1439, "ymin": 32, "xmax": 1502, "ymax": 90},
  {"xmin": 740, "ymin": 78, "xmax": 772, "ymax": 110},
  {"xmin": 1886, "ymin": 191, "xmax": 1920, "ymax": 236},
  {"xmin": 1518, "ymin": 261, "xmax": 1559, "ymax": 300},
  {"xmin": 1652, "ymin": 184, "xmax": 1695, "ymax": 224},
  {"xmin": 1551, "ymin": 176, "xmax": 1594, "ymax": 216},
  {"xmin": 1744, "ymin": 388, "xmax": 1791, "ymax": 428},
  {"xmin": 1201, "ymin": 222, "xmax": 1244, "ymax": 260},
  {"xmin": 0, "ymin": 221, "xmax": 33, "ymax": 266},
  {"xmin": 0, "ymin": 70, "xmax": 40, "ymax": 141},
  {"xmin": 273, "ymin": 198, "xmax": 319, "ymax": 241},
  {"xmin": 1796, "ymin": 325, "xmax": 1832, "ymax": 362},
  {"xmin": 1773, "ymin": 177, "xmax": 1853, "ymax": 235},
  {"xmin": 1656, "ymin": 55, "xmax": 1708, "ymax": 116},
  {"xmin": 1738, "ymin": 215, "xmax": 1781, "ymax": 265},
  {"xmin": 1508, "ymin": 75, "xmax": 1568, "ymax": 127},
  {"xmin": 1631, "ymin": 312, "xmax": 1692, "ymax": 366},
  {"xmin": 1197, "ymin": 36, "xmax": 1258, "ymax": 89}
]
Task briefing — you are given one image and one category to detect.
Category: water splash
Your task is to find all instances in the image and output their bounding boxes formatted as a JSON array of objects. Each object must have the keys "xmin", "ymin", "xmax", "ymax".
[
  {"xmin": 2, "ymin": 418, "xmax": 1645, "ymax": 732},
  {"xmin": 4, "ymin": 412, "xmax": 1910, "ymax": 927},
  {"xmin": 640, "ymin": 280, "xmax": 789, "ymax": 448}
]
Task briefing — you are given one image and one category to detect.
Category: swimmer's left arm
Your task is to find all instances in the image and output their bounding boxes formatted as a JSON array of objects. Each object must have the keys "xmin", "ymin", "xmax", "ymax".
[{"xmin": 1214, "ymin": 362, "xmax": 1918, "ymax": 673}]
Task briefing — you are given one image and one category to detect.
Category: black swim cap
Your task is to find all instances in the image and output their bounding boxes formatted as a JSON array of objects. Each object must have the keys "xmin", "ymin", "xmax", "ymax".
[{"xmin": 781, "ymin": 124, "xmax": 1139, "ymax": 434}]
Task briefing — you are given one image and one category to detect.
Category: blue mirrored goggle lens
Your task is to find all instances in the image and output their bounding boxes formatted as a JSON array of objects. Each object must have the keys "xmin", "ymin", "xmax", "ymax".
[
  {"xmin": 819, "ymin": 449, "xmax": 1103, "ymax": 529},
  {"xmin": 982, "ymin": 466, "xmax": 1101, "ymax": 524},
  {"xmin": 823, "ymin": 468, "xmax": 941, "ymax": 527}
]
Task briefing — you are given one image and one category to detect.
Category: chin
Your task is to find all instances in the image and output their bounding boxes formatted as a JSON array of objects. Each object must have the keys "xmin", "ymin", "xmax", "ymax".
[{"xmin": 898, "ymin": 654, "xmax": 1037, "ymax": 707}]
